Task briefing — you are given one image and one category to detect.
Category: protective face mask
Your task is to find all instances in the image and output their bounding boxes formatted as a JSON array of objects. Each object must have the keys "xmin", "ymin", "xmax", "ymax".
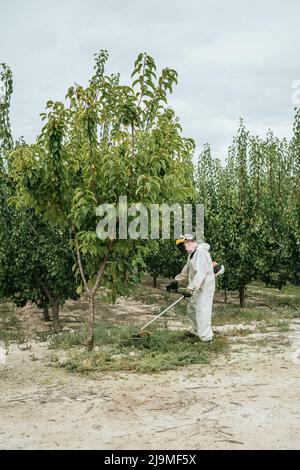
[{"xmin": 176, "ymin": 242, "xmax": 187, "ymax": 255}]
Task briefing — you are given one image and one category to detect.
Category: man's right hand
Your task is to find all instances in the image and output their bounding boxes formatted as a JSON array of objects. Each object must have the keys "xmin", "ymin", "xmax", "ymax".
[{"xmin": 166, "ymin": 280, "xmax": 179, "ymax": 292}]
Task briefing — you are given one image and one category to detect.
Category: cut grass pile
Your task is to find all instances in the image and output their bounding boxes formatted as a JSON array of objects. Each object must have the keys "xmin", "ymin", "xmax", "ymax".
[{"xmin": 49, "ymin": 323, "xmax": 229, "ymax": 373}]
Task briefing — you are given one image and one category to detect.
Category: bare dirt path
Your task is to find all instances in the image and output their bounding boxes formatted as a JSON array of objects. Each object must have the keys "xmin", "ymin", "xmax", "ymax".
[{"xmin": 1, "ymin": 322, "xmax": 299, "ymax": 450}]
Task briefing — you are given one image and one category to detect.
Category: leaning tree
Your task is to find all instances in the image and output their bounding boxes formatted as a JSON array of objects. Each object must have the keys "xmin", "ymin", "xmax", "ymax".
[{"xmin": 10, "ymin": 51, "xmax": 195, "ymax": 349}]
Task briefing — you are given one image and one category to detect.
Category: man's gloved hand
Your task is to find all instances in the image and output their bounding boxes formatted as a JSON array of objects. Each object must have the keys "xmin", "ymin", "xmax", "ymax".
[
  {"xmin": 166, "ymin": 280, "xmax": 179, "ymax": 292},
  {"xmin": 178, "ymin": 288, "xmax": 193, "ymax": 298},
  {"xmin": 213, "ymin": 263, "xmax": 225, "ymax": 276}
]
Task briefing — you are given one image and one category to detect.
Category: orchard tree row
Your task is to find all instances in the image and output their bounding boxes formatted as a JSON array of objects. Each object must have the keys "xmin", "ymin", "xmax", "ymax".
[
  {"xmin": 0, "ymin": 53, "xmax": 299, "ymax": 349},
  {"xmin": 196, "ymin": 116, "xmax": 300, "ymax": 306},
  {"xmin": 0, "ymin": 63, "xmax": 78, "ymax": 333}
]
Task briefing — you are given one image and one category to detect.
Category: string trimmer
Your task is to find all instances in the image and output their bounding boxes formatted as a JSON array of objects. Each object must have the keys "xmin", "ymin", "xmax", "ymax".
[{"xmin": 131, "ymin": 295, "xmax": 185, "ymax": 339}]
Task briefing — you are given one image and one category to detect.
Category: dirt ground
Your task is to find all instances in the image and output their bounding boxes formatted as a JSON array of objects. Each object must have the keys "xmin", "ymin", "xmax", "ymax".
[{"xmin": 1, "ymin": 288, "xmax": 300, "ymax": 450}]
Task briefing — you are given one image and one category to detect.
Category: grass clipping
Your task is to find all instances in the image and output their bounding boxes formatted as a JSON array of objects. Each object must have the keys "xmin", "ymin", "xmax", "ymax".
[{"xmin": 49, "ymin": 324, "xmax": 229, "ymax": 374}]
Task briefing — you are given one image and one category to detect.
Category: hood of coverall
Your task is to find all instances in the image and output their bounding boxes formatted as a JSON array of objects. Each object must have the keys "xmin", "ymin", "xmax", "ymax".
[
  {"xmin": 197, "ymin": 243, "xmax": 210, "ymax": 252},
  {"xmin": 189, "ymin": 243, "xmax": 211, "ymax": 259}
]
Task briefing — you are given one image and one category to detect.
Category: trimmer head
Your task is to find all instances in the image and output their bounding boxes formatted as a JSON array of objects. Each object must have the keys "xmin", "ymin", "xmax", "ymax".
[
  {"xmin": 130, "ymin": 295, "xmax": 186, "ymax": 341},
  {"xmin": 131, "ymin": 330, "xmax": 151, "ymax": 340}
]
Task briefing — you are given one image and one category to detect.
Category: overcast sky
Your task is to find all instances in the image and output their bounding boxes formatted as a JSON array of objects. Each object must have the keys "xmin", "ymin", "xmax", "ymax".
[{"xmin": 1, "ymin": 0, "xmax": 300, "ymax": 160}]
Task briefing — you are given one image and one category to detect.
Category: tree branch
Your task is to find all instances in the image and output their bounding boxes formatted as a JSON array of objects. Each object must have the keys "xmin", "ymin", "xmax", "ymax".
[
  {"xmin": 137, "ymin": 55, "xmax": 146, "ymax": 109},
  {"xmin": 91, "ymin": 240, "xmax": 113, "ymax": 296},
  {"xmin": 75, "ymin": 237, "xmax": 91, "ymax": 295},
  {"xmin": 131, "ymin": 121, "xmax": 135, "ymax": 155},
  {"xmin": 92, "ymin": 255, "xmax": 108, "ymax": 296}
]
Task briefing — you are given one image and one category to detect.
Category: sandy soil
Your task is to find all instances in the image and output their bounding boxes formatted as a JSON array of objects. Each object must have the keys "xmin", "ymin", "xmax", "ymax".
[{"xmin": 1, "ymin": 317, "xmax": 300, "ymax": 450}]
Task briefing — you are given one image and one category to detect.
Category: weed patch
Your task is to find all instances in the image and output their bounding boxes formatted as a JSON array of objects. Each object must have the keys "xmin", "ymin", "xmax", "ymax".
[{"xmin": 50, "ymin": 324, "xmax": 229, "ymax": 373}]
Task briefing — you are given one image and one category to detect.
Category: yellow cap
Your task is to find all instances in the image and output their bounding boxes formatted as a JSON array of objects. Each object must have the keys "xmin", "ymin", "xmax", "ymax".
[{"xmin": 176, "ymin": 234, "xmax": 195, "ymax": 245}]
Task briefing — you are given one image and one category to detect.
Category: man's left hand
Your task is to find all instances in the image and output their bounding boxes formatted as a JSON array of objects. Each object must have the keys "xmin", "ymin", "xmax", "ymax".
[{"xmin": 178, "ymin": 288, "xmax": 193, "ymax": 298}]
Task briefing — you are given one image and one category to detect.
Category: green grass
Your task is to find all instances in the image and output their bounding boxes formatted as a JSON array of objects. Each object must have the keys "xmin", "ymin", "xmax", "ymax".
[
  {"xmin": 213, "ymin": 306, "xmax": 272, "ymax": 324},
  {"xmin": 49, "ymin": 322, "xmax": 138, "ymax": 349},
  {"xmin": 0, "ymin": 304, "xmax": 25, "ymax": 344},
  {"xmin": 212, "ymin": 282, "xmax": 299, "ymax": 331},
  {"xmin": 213, "ymin": 305, "xmax": 297, "ymax": 326},
  {"xmin": 248, "ymin": 281, "xmax": 300, "ymax": 308},
  {"xmin": 50, "ymin": 323, "xmax": 229, "ymax": 373},
  {"xmin": 129, "ymin": 282, "xmax": 171, "ymax": 305},
  {"xmin": 221, "ymin": 327, "xmax": 254, "ymax": 337},
  {"xmin": 260, "ymin": 319, "xmax": 290, "ymax": 332},
  {"xmin": 246, "ymin": 336, "xmax": 292, "ymax": 348},
  {"xmin": 0, "ymin": 330, "xmax": 25, "ymax": 343}
]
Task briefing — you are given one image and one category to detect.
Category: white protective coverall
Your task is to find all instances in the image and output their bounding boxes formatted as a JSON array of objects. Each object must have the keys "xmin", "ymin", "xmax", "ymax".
[{"xmin": 175, "ymin": 243, "xmax": 215, "ymax": 342}]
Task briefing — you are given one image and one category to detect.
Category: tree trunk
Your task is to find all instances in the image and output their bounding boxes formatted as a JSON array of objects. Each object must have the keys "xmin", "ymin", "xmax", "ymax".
[
  {"xmin": 52, "ymin": 300, "xmax": 61, "ymax": 333},
  {"xmin": 131, "ymin": 121, "xmax": 135, "ymax": 154},
  {"xmin": 153, "ymin": 276, "xmax": 157, "ymax": 288},
  {"xmin": 87, "ymin": 295, "xmax": 95, "ymax": 351},
  {"xmin": 224, "ymin": 288, "xmax": 227, "ymax": 304},
  {"xmin": 42, "ymin": 304, "xmax": 50, "ymax": 321},
  {"xmin": 74, "ymin": 236, "xmax": 111, "ymax": 351},
  {"xmin": 239, "ymin": 287, "xmax": 245, "ymax": 308}
]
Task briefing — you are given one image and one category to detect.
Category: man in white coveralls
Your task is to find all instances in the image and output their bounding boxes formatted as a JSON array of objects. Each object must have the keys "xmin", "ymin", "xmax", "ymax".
[{"xmin": 167, "ymin": 234, "xmax": 224, "ymax": 342}]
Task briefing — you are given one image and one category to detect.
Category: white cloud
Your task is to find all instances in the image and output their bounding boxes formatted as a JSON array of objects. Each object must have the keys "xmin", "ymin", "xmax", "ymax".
[{"xmin": 1, "ymin": 0, "xmax": 299, "ymax": 161}]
